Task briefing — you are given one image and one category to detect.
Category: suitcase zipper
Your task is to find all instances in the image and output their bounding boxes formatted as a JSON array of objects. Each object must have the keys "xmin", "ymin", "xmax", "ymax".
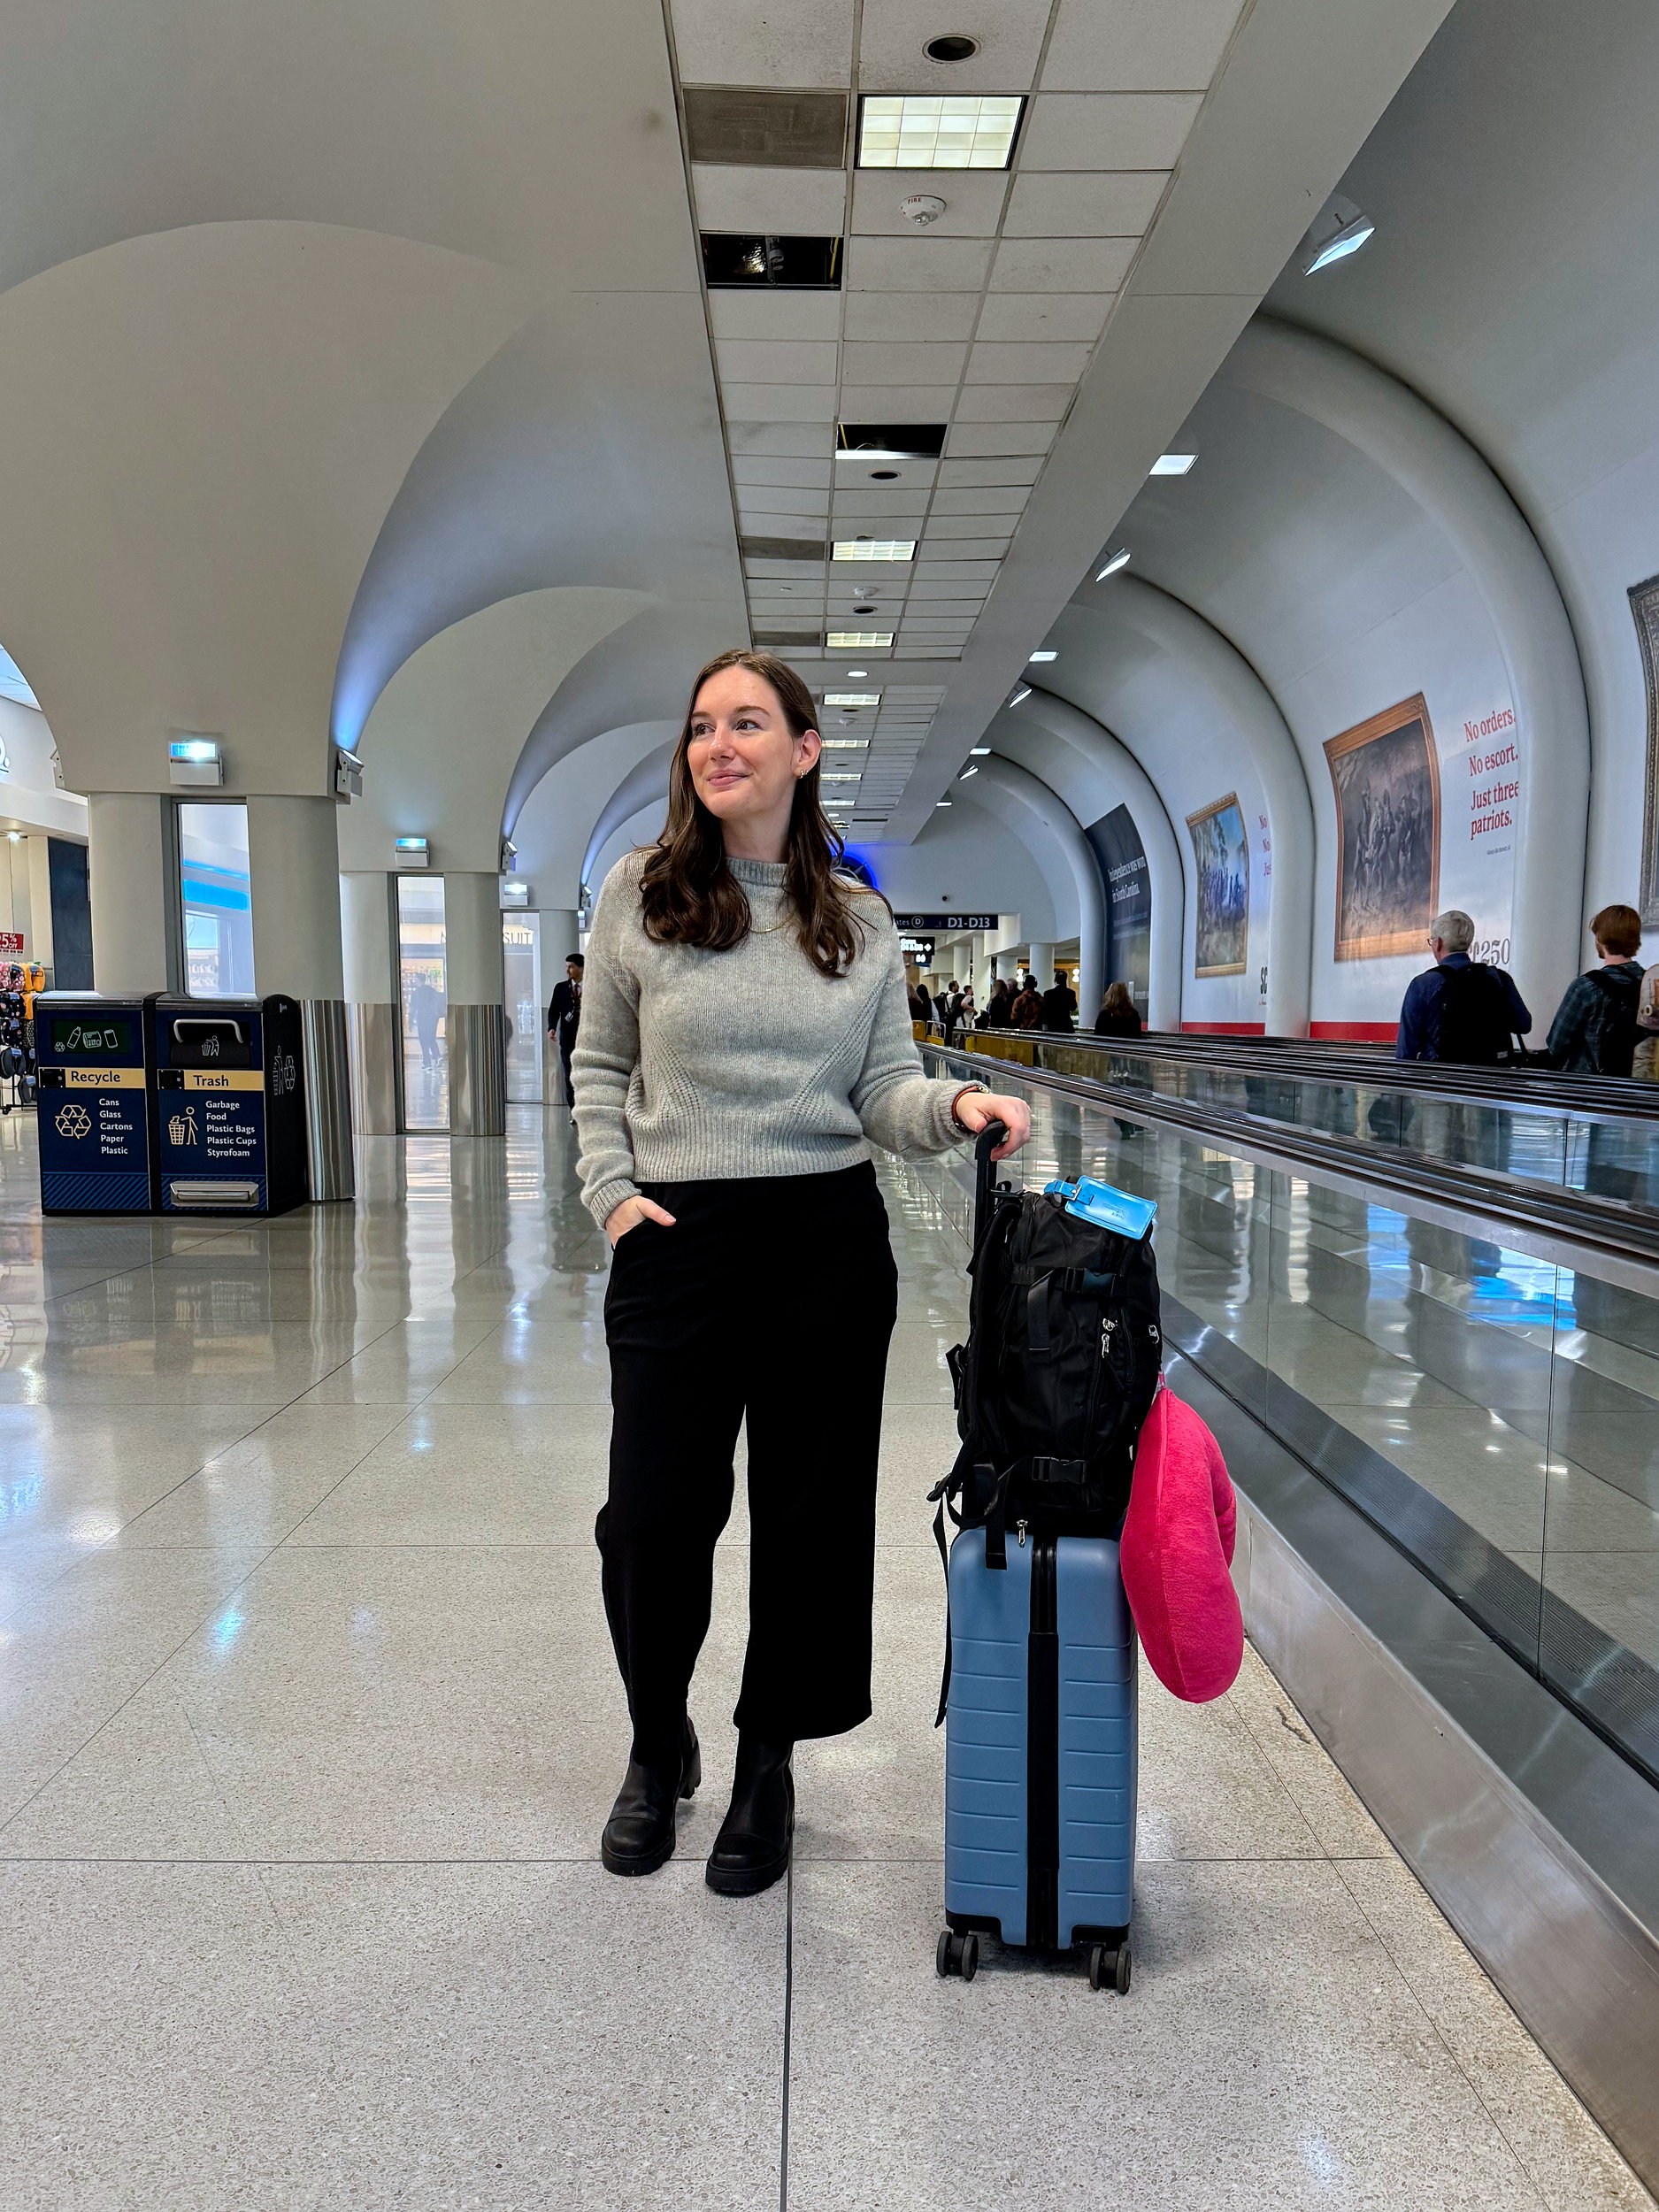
[{"xmin": 1026, "ymin": 1536, "xmax": 1059, "ymax": 1950}]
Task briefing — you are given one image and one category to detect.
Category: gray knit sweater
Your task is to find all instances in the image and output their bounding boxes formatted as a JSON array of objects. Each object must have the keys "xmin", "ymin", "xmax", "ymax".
[{"xmin": 572, "ymin": 850, "xmax": 972, "ymax": 1225}]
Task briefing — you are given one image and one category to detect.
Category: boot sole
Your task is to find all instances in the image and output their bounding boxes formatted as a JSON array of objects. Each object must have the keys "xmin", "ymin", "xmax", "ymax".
[{"xmin": 705, "ymin": 1847, "xmax": 791, "ymax": 1898}]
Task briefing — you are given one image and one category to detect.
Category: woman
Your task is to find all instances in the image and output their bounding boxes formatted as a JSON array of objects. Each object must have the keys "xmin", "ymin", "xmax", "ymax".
[
  {"xmin": 572, "ymin": 649, "xmax": 1032, "ymax": 1898},
  {"xmin": 981, "ymin": 979, "xmax": 1012, "ymax": 1030},
  {"xmin": 1094, "ymin": 980, "xmax": 1142, "ymax": 1037},
  {"xmin": 1010, "ymin": 979, "xmax": 1043, "ymax": 1030}
]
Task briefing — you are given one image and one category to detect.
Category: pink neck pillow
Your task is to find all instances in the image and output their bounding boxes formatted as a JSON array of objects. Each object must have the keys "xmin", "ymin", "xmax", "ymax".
[{"xmin": 1120, "ymin": 1384, "xmax": 1244, "ymax": 1701}]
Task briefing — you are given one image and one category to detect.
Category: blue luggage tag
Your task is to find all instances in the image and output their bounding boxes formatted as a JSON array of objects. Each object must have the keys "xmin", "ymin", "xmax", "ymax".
[{"xmin": 1043, "ymin": 1176, "xmax": 1157, "ymax": 1241}]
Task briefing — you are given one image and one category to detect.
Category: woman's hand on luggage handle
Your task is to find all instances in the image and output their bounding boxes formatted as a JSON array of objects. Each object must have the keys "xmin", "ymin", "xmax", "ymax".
[
  {"xmin": 952, "ymin": 1091, "xmax": 1032, "ymax": 1160},
  {"xmin": 604, "ymin": 1194, "xmax": 678, "ymax": 1246}
]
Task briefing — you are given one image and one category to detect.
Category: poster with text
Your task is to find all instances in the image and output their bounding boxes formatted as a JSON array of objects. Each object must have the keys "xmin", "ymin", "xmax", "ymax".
[
  {"xmin": 1324, "ymin": 695, "xmax": 1440, "ymax": 961},
  {"xmin": 1085, "ymin": 804, "xmax": 1150, "ymax": 1014},
  {"xmin": 1186, "ymin": 793, "xmax": 1248, "ymax": 977}
]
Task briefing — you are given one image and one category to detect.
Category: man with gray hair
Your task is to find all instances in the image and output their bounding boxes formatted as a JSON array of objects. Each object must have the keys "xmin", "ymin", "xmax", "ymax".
[{"xmin": 1396, "ymin": 910, "xmax": 1532, "ymax": 1062}]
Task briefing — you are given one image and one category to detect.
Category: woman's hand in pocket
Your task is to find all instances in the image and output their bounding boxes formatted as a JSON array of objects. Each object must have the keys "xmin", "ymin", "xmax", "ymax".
[{"xmin": 604, "ymin": 1194, "xmax": 678, "ymax": 1248}]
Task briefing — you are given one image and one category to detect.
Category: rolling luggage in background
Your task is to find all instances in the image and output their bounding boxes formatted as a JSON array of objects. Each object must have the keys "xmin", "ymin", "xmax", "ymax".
[{"xmin": 933, "ymin": 1125, "xmax": 1161, "ymax": 1993}]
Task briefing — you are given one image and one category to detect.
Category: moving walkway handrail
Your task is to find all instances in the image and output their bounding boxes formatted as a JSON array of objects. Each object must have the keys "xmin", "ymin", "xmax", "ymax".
[
  {"xmin": 921, "ymin": 1039, "xmax": 1659, "ymax": 1276},
  {"xmin": 926, "ymin": 1022, "xmax": 1659, "ymax": 1122}
]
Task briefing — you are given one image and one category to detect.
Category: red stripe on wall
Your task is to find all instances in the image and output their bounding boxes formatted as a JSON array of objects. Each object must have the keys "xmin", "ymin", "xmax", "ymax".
[
  {"xmin": 1309, "ymin": 1021, "xmax": 1400, "ymax": 1042},
  {"xmin": 1180, "ymin": 1020, "xmax": 1267, "ymax": 1035}
]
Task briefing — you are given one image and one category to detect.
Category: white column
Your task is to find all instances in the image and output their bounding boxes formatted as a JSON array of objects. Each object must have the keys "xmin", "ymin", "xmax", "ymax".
[
  {"xmin": 1028, "ymin": 941, "xmax": 1056, "ymax": 987},
  {"xmin": 340, "ymin": 871, "xmax": 397, "ymax": 1137},
  {"xmin": 444, "ymin": 872, "xmax": 505, "ymax": 1137},
  {"xmin": 246, "ymin": 795, "xmax": 352, "ymax": 1201},
  {"xmin": 87, "ymin": 793, "xmax": 180, "ymax": 995},
  {"xmin": 21, "ymin": 835, "xmax": 52, "ymax": 975}
]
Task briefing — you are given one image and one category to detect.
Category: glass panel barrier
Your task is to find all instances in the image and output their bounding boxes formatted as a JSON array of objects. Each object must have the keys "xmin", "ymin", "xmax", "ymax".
[
  {"xmin": 917, "ymin": 1046, "xmax": 1659, "ymax": 1784},
  {"xmin": 396, "ymin": 873, "xmax": 447, "ymax": 1133},
  {"xmin": 177, "ymin": 803, "xmax": 253, "ymax": 995}
]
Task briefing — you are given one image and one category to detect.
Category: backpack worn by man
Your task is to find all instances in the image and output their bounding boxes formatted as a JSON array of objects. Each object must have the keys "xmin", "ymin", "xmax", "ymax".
[
  {"xmin": 1580, "ymin": 965, "xmax": 1644, "ymax": 1075},
  {"xmin": 1434, "ymin": 960, "xmax": 1521, "ymax": 1064}
]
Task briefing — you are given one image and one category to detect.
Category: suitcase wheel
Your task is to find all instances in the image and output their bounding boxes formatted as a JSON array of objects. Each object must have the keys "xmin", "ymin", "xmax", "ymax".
[
  {"xmin": 936, "ymin": 1929, "xmax": 979, "ymax": 1982},
  {"xmin": 1087, "ymin": 1940, "xmax": 1131, "ymax": 1994}
]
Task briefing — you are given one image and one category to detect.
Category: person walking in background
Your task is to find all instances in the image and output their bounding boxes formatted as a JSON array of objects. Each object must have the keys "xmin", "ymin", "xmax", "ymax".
[
  {"xmin": 1094, "ymin": 981, "xmax": 1142, "ymax": 1038},
  {"xmin": 548, "ymin": 952, "xmax": 585, "ymax": 1106},
  {"xmin": 1547, "ymin": 904, "xmax": 1646, "ymax": 1073},
  {"xmin": 981, "ymin": 979, "xmax": 1012, "ymax": 1030},
  {"xmin": 1010, "ymin": 979, "xmax": 1042, "ymax": 1031},
  {"xmin": 1395, "ymin": 910, "xmax": 1531, "ymax": 1063},
  {"xmin": 410, "ymin": 978, "xmax": 444, "ymax": 1070},
  {"xmin": 1040, "ymin": 968, "xmax": 1079, "ymax": 1033},
  {"xmin": 939, "ymin": 982, "xmax": 964, "ymax": 1047}
]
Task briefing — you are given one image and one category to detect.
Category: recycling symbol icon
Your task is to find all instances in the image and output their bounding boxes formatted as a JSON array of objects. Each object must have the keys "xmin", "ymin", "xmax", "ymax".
[{"xmin": 56, "ymin": 1102, "xmax": 92, "ymax": 1140}]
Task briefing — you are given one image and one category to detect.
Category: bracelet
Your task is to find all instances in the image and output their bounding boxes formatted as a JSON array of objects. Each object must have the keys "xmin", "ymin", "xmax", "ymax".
[{"xmin": 949, "ymin": 1081, "xmax": 988, "ymax": 1132}]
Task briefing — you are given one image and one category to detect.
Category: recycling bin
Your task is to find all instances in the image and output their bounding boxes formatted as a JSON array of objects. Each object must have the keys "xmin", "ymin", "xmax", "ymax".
[
  {"xmin": 151, "ymin": 995, "xmax": 309, "ymax": 1216},
  {"xmin": 35, "ymin": 991, "xmax": 157, "ymax": 1213}
]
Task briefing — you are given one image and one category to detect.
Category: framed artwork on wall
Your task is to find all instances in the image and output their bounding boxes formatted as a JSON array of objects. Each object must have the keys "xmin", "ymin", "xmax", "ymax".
[
  {"xmin": 1324, "ymin": 693, "xmax": 1441, "ymax": 961},
  {"xmin": 1629, "ymin": 573, "xmax": 1659, "ymax": 927},
  {"xmin": 1186, "ymin": 792, "xmax": 1249, "ymax": 976}
]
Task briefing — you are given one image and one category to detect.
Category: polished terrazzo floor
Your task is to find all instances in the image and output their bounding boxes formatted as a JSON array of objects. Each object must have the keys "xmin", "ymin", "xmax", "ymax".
[{"xmin": 0, "ymin": 1103, "xmax": 1649, "ymax": 2210}]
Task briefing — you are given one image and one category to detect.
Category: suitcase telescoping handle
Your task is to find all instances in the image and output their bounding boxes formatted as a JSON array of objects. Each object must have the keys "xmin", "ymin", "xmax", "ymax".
[{"xmin": 973, "ymin": 1118, "xmax": 1008, "ymax": 1242}]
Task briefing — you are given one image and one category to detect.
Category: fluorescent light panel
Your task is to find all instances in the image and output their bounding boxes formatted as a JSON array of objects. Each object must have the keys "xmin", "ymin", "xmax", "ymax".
[
  {"xmin": 858, "ymin": 94, "xmax": 1024, "ymax": 170},
  {"xmin": 1095, "ymin": 548, "xmax": 1132, "ymax": 579},
  {"xmin": 1149, "ymin": 452, "xmax": 1196, "ymax": 476},
  {"xmin": 823, "ymin": 691, "xmax": 880, "ymax": 706},
  {"xmin": 1027, "ymin": 650, "xmax": 1056, "ymax": 663},
  {"xmin": 823, "ymin": 738, "xmax": 869, "ymax": 749},
  {"xmin": 833, "ymin": 541, "xmax": 915, "ymax": 562},
  {"xmin": 828, "ymin": 630, "xmax": 894, "ymax": 647}
]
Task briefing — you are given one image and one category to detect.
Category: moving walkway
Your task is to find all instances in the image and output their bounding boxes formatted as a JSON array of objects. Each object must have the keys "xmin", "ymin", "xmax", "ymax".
[{"xmin": 914, "ymin": 1033, "xmax": 1659, "ymax": 2188}]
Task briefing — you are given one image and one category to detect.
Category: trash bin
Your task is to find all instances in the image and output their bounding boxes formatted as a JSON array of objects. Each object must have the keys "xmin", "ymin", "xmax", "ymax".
[
  {"xmin": 151, "ymin": 995, "xmax": 309, "ymax": 1216},
  {"xmin": 35, "ymin": 992, "xmax": 158, "ymax": 1213}
]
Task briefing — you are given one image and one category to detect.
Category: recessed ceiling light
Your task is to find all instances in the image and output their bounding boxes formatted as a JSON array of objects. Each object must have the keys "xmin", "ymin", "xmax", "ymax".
[
  {"xmin": 970, "ymin": 745, "xmax": 992, "ymax": 753},
  {"xmin": 833, "ymin": 541, "xmax": 916, "ymax": 561},
  {"xmin": 1149, "ymin": 452, "xmax": 1196, "ymax": 476},
  {"xmin": 1027, "ymin": 650, "xmax": 1056, "ymax": 663},
  {"xmin": 935, "ymin": 799, "xmax": 953, "ymax": 806},
  {"xmin": 1299, "ymin": 196, "xmax": 1376, "ymax": 275},
  {"xmin": 825, "ymin": 692, "xmax": 881, "ymax": 706},
  {"xmin": 958, "ymin": 765, "xmax": 978, "ymax": 779},
  {"xmin": 925, "ymin": 32, "xmax": 980, "ymax": 61},
  {"xmin": 870, "ymin": 469, "xmax": 899, "ymax": 480},
  {"xmin": 829, "ymin": 631, "xmax": 895, "ymax": 647},
  {"xmin": 846, "ymin": 668, "xmax": 868, "ymax": 677},
  {"xmin": 1007, "ymin": 686, "xmax": 1031, "ymax": 707},
  {"xmin": 1095, "ymin": 548, "xmax": 1132, "ymax": 579},
  {"xmin": 823, "ymin": 772, "xmax": 862, "ymax": 781},
  {"xmin": 857, "ymin": 94, "xmax": 1025, "ymax": 172}
]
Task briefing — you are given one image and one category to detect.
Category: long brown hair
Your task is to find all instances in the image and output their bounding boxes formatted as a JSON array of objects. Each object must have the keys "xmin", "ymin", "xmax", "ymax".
[{"xmin": 638, "ymin": 649, "xmax": 872, "ymax": 979}]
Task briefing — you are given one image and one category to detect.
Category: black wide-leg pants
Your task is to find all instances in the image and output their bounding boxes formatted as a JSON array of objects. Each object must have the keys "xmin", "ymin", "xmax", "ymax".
[{"xmin": 598, "ymin": 1162, "xmax": 900, "ymax": 1747}]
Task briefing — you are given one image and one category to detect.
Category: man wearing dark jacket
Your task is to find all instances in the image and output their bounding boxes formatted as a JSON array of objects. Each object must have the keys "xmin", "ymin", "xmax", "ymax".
[
  {"xmin": 548, "ymin": 953, "xmax": 584, "ymax": 1105},
  {"xmin": 1547, "ymin": 904, "xmax": 1645, "ymax": 1073},
  {"xmin": 1396, "ymin": 910, "xmax": 1531, "ymax": 1062},
  {"xmin": 1040, "ymin": 969, "xmax": 1079, "ymax": 1033}
]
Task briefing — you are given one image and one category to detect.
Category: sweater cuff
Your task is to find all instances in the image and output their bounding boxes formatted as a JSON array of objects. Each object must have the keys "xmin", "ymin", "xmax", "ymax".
[{"xmin": 586, "ymin": 1176, "xmax": 641, "ymax": 1232}]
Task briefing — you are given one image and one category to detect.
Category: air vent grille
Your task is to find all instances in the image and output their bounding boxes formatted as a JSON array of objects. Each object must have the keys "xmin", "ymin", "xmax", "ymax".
[
  {"xmin": 741, "ymin": 534, "xmax": 827, "ymax": 563},
  {"xmin": 684, "ymin": 88, "xmax": 848, "ymax": 169}
]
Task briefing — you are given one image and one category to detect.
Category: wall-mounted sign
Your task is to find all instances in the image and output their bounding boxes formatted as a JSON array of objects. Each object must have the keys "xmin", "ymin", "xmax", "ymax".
[
  {"xmin": 1084, "ymin": 807, "xmax": 1149, "ymax": 1012},
  {"xmin": 0, "ymin": 932, "xmax": 23, "ymax": 956},
  {"xmin": 891, "ymin": 910, "xmax": 996, "ymax": 932},
  {"xmin": 899, "ymin": 935, "xmax": 935, "ymax": 967}
]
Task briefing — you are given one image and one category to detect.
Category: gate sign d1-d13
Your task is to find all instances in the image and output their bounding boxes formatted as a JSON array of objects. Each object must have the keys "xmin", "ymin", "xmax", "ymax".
[{"xmin": 890, "ymin": 912, "xmax": 997, "ymax": 932}]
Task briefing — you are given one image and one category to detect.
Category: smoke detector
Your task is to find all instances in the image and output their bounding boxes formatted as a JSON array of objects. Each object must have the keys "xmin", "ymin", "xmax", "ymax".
[{"xmin": 901, "ymin": 194, "xmax": 947, "ymax": 227}]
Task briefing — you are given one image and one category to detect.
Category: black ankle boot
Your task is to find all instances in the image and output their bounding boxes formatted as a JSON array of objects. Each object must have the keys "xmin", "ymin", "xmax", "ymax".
[
  {"xmin": 601, "ymin": 1717, "xmax": 700, "ymax": 1877},
  {"xmin": 706, "ymin": 1733, "xmax": 794, "ymax": 1898}
]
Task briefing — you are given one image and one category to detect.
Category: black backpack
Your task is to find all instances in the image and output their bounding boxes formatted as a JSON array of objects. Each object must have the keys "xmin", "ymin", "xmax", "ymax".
[
  {"xmin": 1434, "ymin": 961, "xmax": 1519, "ymax": 1064},
  {"xmin": 1581, "ymin": 965, "xmax": 1644, "ymax": 1075},
  {"xmin": 933, "ymin": 1171, "xmax": 1163, "ymax": 1571}
]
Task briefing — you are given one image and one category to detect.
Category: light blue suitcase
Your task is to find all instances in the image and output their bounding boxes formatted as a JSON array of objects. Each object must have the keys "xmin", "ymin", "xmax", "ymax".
[{"xmin": 938, "ymin": 1523, "xmax": 1137, "ymax": 1991}]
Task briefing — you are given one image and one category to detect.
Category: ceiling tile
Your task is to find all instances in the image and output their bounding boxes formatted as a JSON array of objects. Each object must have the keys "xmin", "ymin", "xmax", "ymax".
[
  {"xmin": 733, "ymin": 456, "xmax": 835, "ymax": 487},
  {"xmin": 913, "ymin": 559, "xmax": 1003, "ymax": 581},
  {"xmin": 856, "ymin": 0, "xmax": 1050, "ymax": 90},
  {"xmin": 919, "ymin": 539, "xmax": 1014, "ymax": 562},
  {"xmin": 1002, "ymin": 170, "xmax": 1167, "ymax": 236},
  {"xmin": 671, "ymin": 0, "xmax": 855, "ymax": 87},
  {"xmin": 930, "ymin": 486, "xmax": 1030, "ymax": 516},
  {"xmin": 721, "ymin": 382, "xmax": 840, "ymax": 420},
  {"xmin": 693, "ymin": 165, "xmax": 849, "ymax": 234},
  {"xmin": 989, "ymin": 237, "xmax": 1138, "ymax": 291},
  {"xmin": 954, "ymin": 384, "xmax": 1073, "ymax": 420},
  {"xmin": 716, "ymin": 338, "xmax": 841, "ymax": 383},
  {"xmin": 1040, "ymin": 0, "xmax": 1246, "ymax": 91},
  {"xmin": 832, "ymin": 455, "xmax": 939, "ymax": 491},
  {"xmin": 843, "ymin": 293, "xmax": 981, "ymax": 342},
  {"xmin": 738, "ymin": 489, "xmax": 832, "ymax": 516},
  {"xmin": 727, "ymin": 421, "xmax": 836, "ymax": 457},
  {"xmin": 924, "ymin": 513, "xmax": 1016, "ymax": 540},
  {"xmin": 974, "ymin": 292, "xmax": 1111, "ymax": 342},
  {"xmin": 836, "ymin": 383, "xmax": 960, "ymax": 418},
  {"xmin": 896, "ymin": 600, "xmax": 986, "ymax": 617},
  {"xmin": 851, "ymin": 170, "xmax": 1010, "ymax": 237},
  {"xmin": 938, "ymin": 455, "xmax": 1042, "ymax": 487},
  {"xmin": 944, "ymin": 421, "xmax": 1059, "ymax": 457},
  {"xmin": 847, "ymin": 235, "xmax": 996, "ymax": 290},
  {"xmin": 1018, "ymin": 92, "xmax": 1202, "ymax": 170},
  {"xmin": 840, "ymin": 339, "xmax": 969, "ymax": 383},
  {"xmin": 829, "ymin": 491, "xmax": 932, "ymax": 517},
  {"xmin": 965, "ymin": 339, "xmax": 1094, "ymax": 382},
  {"xmin": 745, "ymin": 557, "xmax": 828, "ymax": 579},
  {"xmin": 906, "ymin": 575, "xmax": 991, "ymax": 595},
  {"xmin": 709, "ymin": 291, "xmax": 844, "ymax": 342}
]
